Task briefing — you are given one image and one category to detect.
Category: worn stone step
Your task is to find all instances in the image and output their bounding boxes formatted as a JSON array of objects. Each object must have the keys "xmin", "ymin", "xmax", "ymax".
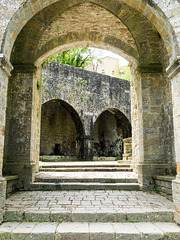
[
  {"xmin": 39, "ymin": 161, "xmax": 131, "ymax": 168},
  {"xmin": 39, "ymin": 167, "xmax": 133, "ymax": 172},
  {"xmin": 0, "ymin": 222, "xmax": 180, "ymax": 240},
  {"xmin": 40, "ymin": 164, "xmax": 131, "ymax": 168},
  {"xmin": 4, "ymin": 208, "xmax": 174, "ymax": 223},
  {"xmin": 40, "ymin": 156, "xmax": 121, "ymax": 162},
  {"xmin": 31, "ymin": 182, "xmax": 140, "ymax": 191},
  {"xmin": 35, "ymin": 172, "xmax": 137, "ymax": 183},
  {"xmin": 35, "ymin": 176, "xmax": 136, "ymax": 183}
]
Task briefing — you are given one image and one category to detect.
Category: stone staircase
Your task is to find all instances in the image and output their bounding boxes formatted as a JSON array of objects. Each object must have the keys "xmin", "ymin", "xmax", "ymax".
[
  {"xmin": 31, "ymin": 160, "xmax": 139, "ymax": 191},
  {"xmin": 1, "ymin": 159, "xmax": 180, "ymax": 239},
  {"xmin": 1, "ymin": 190, "xmax": 180, "ymax": 239}
]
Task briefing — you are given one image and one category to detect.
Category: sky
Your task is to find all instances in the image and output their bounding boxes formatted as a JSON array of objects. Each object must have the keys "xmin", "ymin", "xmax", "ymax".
[{"xmin": 90, "ymin": 48, "xmax": 129, "ymax": 66}]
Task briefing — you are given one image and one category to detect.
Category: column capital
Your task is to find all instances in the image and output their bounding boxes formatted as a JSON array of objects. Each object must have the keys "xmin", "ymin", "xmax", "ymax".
[
  {"xmin": 166, "ymin": 56, "xmax": 180, "ymax": 79},
  {"xmin": 0, "ymin": 53, "xmax": 13, "ymax": 76}
]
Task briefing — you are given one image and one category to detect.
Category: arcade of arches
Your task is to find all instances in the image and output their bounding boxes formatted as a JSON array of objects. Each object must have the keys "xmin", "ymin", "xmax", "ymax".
[
  {"xmin": 40, "ymin": 62, "xmax": 131, "ymax": 160},
  {"xmin": 0, "ymin": 0, "xmax": 180, "ymax": 224}
]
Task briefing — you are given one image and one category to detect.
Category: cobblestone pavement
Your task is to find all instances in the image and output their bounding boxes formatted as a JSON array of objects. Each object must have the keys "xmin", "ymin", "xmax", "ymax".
[{"xmin": 5, "ymin": 190, "xmax": 173, "ymax": 213}]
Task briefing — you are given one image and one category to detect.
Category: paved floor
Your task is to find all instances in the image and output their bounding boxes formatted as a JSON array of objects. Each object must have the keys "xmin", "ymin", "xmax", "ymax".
[{"xmin": 5, "ymin": 190, "xmax": 173, "ymax": 213}]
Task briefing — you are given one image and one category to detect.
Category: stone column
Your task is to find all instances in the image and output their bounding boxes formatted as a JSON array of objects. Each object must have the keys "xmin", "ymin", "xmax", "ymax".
[
  {"xmin": 131, "ymin": 66, "xmax": 173, "ymax": 190},
  {"xmin": 84, "ymin": 135, "xmax": 93, "ymax": 160},
  {"xmin": 81, "ymin": 112, "xmax": 94, "ymax": 160},
  {"xmin": 0, "ymin": 53, "xmax": 13, "ymax": 222},
  {"xmin": 4, "ymin": 64, "xmax": 41, "ymax": 190},
  {"xmin": 167, "ymin": 57, "xmax": 180, "ymax": 224}
]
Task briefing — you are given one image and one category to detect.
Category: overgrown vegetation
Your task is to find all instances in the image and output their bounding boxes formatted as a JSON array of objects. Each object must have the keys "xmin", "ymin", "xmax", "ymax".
[
  {"xmin": 118, "ymin": 65, "xmax": 130, "ymax": 81},
  {"xmin": 43, "ymin": 47, "xmax": 96, "ymax": 68}
]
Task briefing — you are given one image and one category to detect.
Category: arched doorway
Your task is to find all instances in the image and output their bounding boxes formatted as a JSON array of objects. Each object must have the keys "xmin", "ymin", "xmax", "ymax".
[
  {"xmin": 1, "ymin": 0, "xmax": 177, "ymax": 194},
  {"xmin": 93, "ymin": 109, "xmax": 131, "ymax": 158},
  {"xmin": 40, "ymin": 99, "xmax": 84, "ymax": 159}
]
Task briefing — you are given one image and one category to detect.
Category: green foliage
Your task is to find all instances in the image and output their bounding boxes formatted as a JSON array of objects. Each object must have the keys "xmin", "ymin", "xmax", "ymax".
[
  {"xmin": 118, "ymin": 65, "xmax": 130, "ymax": 81},
  {"xmin": 37, "ymin": 80, "xmax": 42, "ymax": 90},
  {"xmin": 43, "ymin": 48, "xmax": 96, "ymax": 69}
]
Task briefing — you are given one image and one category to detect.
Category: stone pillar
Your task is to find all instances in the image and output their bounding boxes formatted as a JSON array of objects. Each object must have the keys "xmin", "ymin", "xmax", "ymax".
[
  {"xmin": 131, "ymin": 66, "xmax": 173, "ymax": 190},
  {"xmin": 167, "ymin": 57, "xmax": 180, "ymax": 224},
  {"xmin": 4, "ymin": 64, "xmax": 41, "ymax": 190},
  {"xmin": 84, "ymin": 135, "xmax": 93, "ymax": 160},
  {"xmin": 0, "ymin": 53, "xmax": 13, "ymax": 222}
]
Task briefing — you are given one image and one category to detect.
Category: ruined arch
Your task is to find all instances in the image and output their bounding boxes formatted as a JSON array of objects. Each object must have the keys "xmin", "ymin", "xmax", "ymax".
[
  {"xmin": 92, "ymin": 108, "xmax": 131, "ymax": 158},
  {"xmin": 40, "ymin": 99, "xmax": 85, "ymax": 159}
]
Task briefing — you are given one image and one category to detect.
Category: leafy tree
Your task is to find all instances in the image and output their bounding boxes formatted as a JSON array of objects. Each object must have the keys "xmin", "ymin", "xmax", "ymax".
[
  {"xmin": 118, "ymin": 65, "xmax": 130, "ymax": 81},
  {"xmin": 44, "ymin": 48, "xmax": 96, "ymax": 68}
]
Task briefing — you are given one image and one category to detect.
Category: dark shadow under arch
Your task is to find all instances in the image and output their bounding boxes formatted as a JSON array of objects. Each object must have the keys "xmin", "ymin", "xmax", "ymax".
[
  {"xmin": 92, "ymin": 108, "xmax": 131, "ymax": 158},
  {"xmin": 40, "ymin": 99, "xmax": 85, "ymax": 159}
]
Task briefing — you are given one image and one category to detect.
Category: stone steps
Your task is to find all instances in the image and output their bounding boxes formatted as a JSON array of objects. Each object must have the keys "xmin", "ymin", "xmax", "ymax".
[
  {"xmin": 35, "ymin": 172, "xmax": 137, "ymax": 183},
  {"xmin": 3, "ymin": 190, "xmax": 178, "ymax": 239},
  {"xmin": 4, "ymin": 208, "xmax": 174, "ymax": 223},
  {"xmin": 32, "ymin": 171, "xmax": 139, "ymax": 191},
  {"xmin": 0, "ymin": 222, "xmax": 180, "ymax": 239},
  {"xmin": 39, "ymin": 161, "xmax": 131, "ymax": 168},
  {"xmin": 31, "ymin": 182, "xmax": 140, "ymax": 191},
  {"xmin": 35, "ymin": 170, "xmax": 136, "ymax": 190},
  {"xmin": 39, "ymin": 167, "xmax": 133, "ymax": 172}
]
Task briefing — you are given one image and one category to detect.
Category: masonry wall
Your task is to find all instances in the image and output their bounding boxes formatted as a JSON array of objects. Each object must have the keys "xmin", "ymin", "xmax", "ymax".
[
  {"xmin": 41, "ymin": 63, "xmax": 131, "ymax": 158},
  {"xmin": 42, "ymin": 62, "xmax": 131, "ymax": 136}
]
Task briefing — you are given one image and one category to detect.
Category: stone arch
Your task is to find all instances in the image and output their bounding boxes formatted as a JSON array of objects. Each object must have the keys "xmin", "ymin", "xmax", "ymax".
[
  {"xmin": 0, "ymin": 0, "xmax": 180, "ymax": 224},
  {"xmin": 1, "ymin": 0, "xmax": 179, "ymax": 66},
  {"xmin": 1, "ymin": 0, "xmax": 178, "ymax": 192},
  {"xmin": 40, "ymin": 99, "xmax": 85, "ymax": 159},
  {"xmin": 92, "ymin": 108, "xmax": 131, "ymax": 158}
]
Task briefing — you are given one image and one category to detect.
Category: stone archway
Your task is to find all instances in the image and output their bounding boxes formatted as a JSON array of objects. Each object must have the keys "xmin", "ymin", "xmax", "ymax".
[
  {"xmin": 3, "ymin": 0, "xmax": 175, "ymax": 189},
  {"xmin": 92, "ymin": 109, "xmax": 131, "ymax": 158},
  {"xmin": 0, "ymin": 0, "xmax": 180, "ymax": 223}
]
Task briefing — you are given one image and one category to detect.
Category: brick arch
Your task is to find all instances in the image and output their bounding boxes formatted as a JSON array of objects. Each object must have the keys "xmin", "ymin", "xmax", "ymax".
[{"xmin": 1, "ymin": 0, "xmax": 178, "ymax": 69}]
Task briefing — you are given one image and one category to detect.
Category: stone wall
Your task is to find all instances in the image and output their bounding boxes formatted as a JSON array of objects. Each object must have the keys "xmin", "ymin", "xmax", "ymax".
[
  {"xmin": 4, "ymin": 175, "xmax": 19, "ymax": 198},
  {"xmin": 42, "ymin": 62, "xmax": 131, "ymax": 132},
  {"xmin": 41, "ymin": 63, "xmax": 131, "ymax": 158},
  {"xmin": 154, "ymin": 175, "xmax": 175, "ymax": 201}
]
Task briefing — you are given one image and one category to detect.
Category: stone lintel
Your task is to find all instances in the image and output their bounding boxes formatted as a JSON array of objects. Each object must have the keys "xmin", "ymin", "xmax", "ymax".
[
  {"xmin": 166, "ymin": 56, "xmax": 180, "ymax": 79},
  {"xmin": 0, "ymin": 53, "xmax": 13, "ymax": 76},
  {"xmin": 138, "ymin": 63, "xmax": 163, "ymax": 73},
  {"xmin": 13, "ymin": 64, "xmax": 37, "ymax": 73}
]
